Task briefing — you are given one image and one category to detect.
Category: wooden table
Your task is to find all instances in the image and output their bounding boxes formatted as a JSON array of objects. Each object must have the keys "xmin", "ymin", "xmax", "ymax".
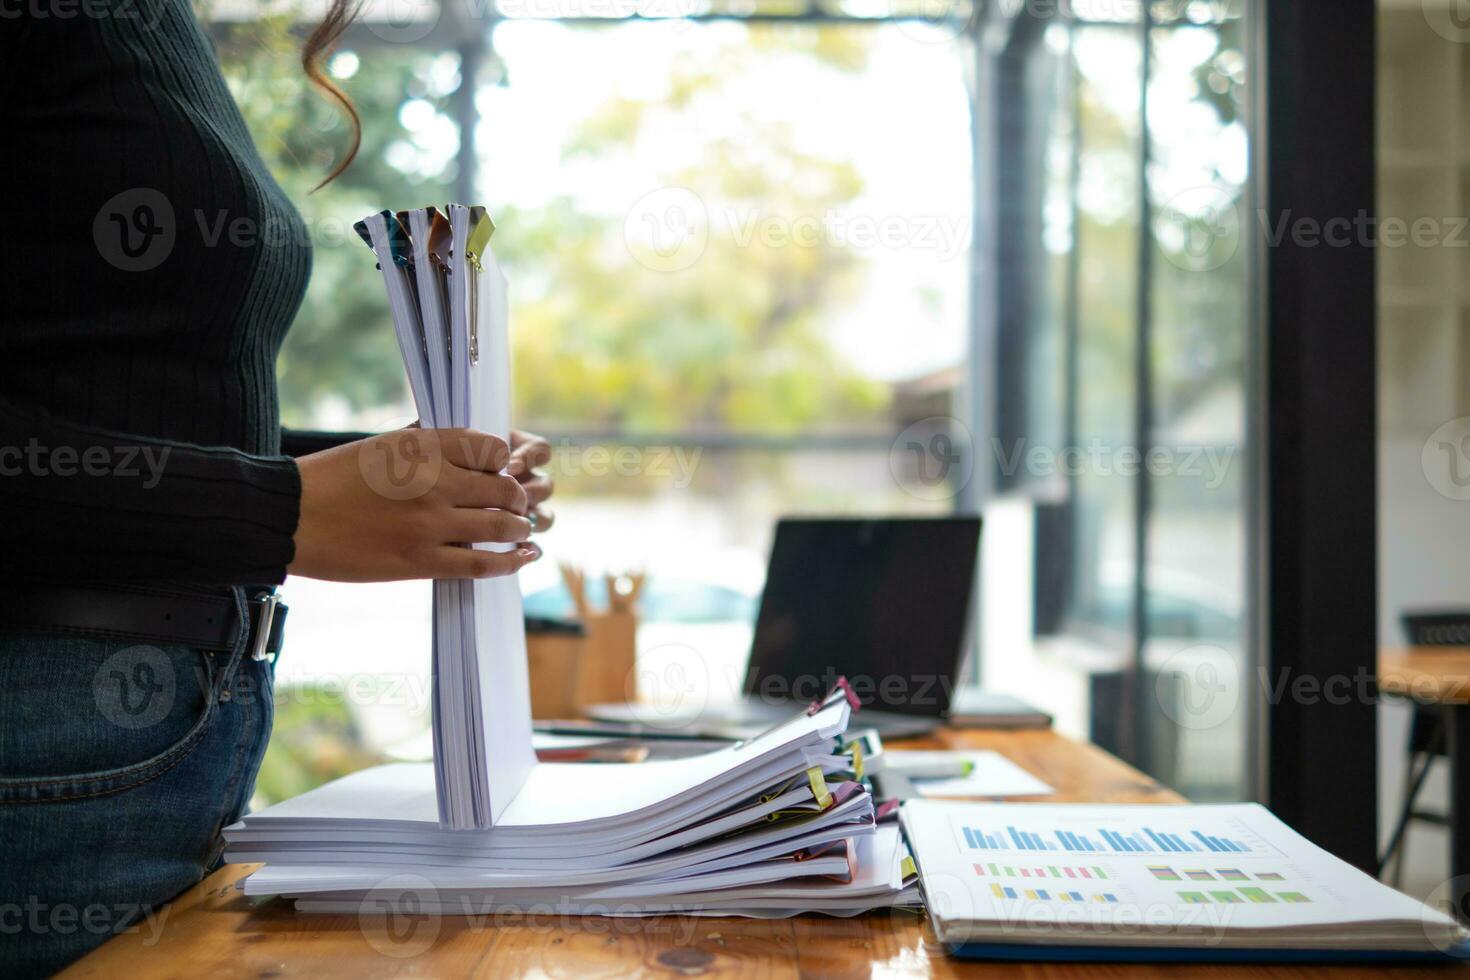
[
  {"xmin": 1381, "ymin": 645, "xmax": 1470, "ymax": 928},
  {"xmin": 61, "ymin": 728, "xmax": 1452, "ymax": 978}
]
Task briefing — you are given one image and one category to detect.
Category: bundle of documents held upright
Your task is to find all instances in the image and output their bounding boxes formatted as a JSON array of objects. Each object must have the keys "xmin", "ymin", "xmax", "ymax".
[{"xmin": 224, "ymin": 207, "xmax": 919, "ymax": 918}]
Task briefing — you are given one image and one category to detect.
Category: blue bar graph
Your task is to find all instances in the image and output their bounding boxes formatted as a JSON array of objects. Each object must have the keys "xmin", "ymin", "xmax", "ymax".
[
  {"xmin": 963, "ymin": 827, "xmax": 1019, "ymax": 851},
  {"xmin": 965, "ymin": 823, "xmax": 1254, "ymax": 856},
  {"xmin": 1192, "ymin": 831, "xmax": 1246, "ymax": 853}
]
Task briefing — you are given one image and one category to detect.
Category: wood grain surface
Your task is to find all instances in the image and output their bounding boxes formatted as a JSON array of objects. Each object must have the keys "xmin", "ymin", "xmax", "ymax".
[
  {"xmin": 1381, "ymin": 647, "xmax": 1470, "ymax": 705},
  {"xmin": 59, "ymin": 728, "xmax": 1460, "ymax": 978}
]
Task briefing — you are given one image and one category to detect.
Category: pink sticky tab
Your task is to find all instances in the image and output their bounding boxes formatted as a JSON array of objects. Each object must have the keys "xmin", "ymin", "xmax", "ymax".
[{"xmin": 807, "ymin": 676, "xmax": 861, "ymax": 715}]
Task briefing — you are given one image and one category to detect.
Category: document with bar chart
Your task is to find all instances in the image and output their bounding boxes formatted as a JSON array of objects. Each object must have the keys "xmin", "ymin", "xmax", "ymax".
[{"xmin": 901, "ymin": 800, "xmax": 1470, "ymax": 961}]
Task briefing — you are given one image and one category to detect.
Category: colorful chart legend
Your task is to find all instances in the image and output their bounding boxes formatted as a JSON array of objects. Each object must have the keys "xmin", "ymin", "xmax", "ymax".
[
  {"xmin": 988, "ymin": 883, "xmax": 1120, "ymax": 904},
  {"xmin": 972, "ymin": 863, "xmax": 1107, "ymax": 879},
  {"xmin": 1175, "ymin": 888, "xmax": 1309, "ymax": 905}
]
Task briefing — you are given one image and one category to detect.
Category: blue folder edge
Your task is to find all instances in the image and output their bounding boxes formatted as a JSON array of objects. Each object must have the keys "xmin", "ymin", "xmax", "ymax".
[{"xmin": 949, "ymin": 941, "xmax": 1470, "ymax": 964}]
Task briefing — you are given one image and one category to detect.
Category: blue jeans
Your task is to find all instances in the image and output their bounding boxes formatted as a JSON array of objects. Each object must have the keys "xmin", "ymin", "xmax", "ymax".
[{"xmin": 0, "ymin": 589, "xmax": 277, "ymax": 977}]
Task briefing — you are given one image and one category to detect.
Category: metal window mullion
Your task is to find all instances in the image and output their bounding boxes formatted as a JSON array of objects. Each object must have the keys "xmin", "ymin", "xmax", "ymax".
[{"xmin": 1126, "ymin": 6, "xmax": 1154, "ymax": 769}]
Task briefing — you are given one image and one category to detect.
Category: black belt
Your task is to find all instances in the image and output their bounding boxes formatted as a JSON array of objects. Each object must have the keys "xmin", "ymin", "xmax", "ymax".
[{"xmin": 0, "ymin": 584, "xmax": 288, "ymax": 661}]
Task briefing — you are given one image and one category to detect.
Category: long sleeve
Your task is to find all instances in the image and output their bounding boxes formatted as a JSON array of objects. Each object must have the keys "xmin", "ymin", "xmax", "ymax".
[
  {"xmin": 0, "ymin": 2, "xmax": 316, "ymax": 587},
  {"xmin": 280, "ymin": 429, "xmax": 371, "ymax": 459},
  {"xmin": 0, "ymin": 397, "xmax": 301, "ymax": 586}
]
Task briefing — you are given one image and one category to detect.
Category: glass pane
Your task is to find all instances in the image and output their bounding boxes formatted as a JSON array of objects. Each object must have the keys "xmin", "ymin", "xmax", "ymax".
[
  {"xmin": 1069, "ymin": 23, "xmax": 1142, "ymax": 647},
  {"xmin": 481, "ymin": 20, "xmax": 975, "ymax": 703},
  {"xmin": 981, "ymin": 6, "xmax": 1255, "ymax": 801},
  {"xmin": 1141, "ymin": 14, "xmax": 1250, "ymax": 800}
]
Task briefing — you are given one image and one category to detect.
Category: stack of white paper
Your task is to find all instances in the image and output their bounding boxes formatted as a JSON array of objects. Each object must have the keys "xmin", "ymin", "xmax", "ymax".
[
  {"xmin": 228, "ymin": 691, "xmax": 918, "ymax": 915},
  {"xmin": 228, "ymin": 207, "xmax": 918, "ymax": 918},
  {"xmin": 355, "ymin": 206, "xmax": 533, "ymax": 829}
]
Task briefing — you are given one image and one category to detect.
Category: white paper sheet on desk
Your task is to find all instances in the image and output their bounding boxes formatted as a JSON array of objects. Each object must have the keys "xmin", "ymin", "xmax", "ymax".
[{"xmin": 887, "ymin": 750, "xmax": 1053, "ymax": 798}]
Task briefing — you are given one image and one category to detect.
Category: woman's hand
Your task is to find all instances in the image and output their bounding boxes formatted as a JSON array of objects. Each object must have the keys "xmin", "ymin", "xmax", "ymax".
[
  {"xmin": 509, "ymin": 429, "xmax": 555, "ymax": 532},
  {"xmin": 288, "ymin": 427, "xmax": 540, "ymax": 582}
]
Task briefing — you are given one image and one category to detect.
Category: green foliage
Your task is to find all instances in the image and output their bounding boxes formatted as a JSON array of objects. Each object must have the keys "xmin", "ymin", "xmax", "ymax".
[
  {"xmin": 213, "ymin": 15, "xmax": 889, "ymax": 434},
  {"xmin": 252, "ymin": 686, "xmax": 386, "ymax": 806},
  {"xmin": 501, "ymin": 24, "xmax": 888, "ymax": 434},
  {"xmin": 214, "ymin": 17, "xmax": 456, "ymax": 423}
]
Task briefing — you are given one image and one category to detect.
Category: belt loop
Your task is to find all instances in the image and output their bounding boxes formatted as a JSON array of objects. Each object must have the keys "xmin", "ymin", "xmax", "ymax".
[{"xmin": 214, "ymin": 586, "xmax": 252, "ymax": 703}]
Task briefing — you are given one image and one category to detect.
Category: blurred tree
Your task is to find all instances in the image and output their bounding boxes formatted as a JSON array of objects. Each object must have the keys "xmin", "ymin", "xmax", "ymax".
[
  {"xmin": 500, "ymin": 25, "xmax": 888, "ymax": 435},
  {"xmin": 210, "ymin": 12, "xmax": 889, "ymax": 435},
  {"xmin": 212, "ymin": 12, "xmax": 457, "ymax": 424}
]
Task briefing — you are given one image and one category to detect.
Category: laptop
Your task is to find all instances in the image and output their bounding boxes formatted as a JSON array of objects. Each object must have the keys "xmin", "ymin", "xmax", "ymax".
[{"xmin": 589, "ymin": 516, "xmax": 1043, "ymax": 738}]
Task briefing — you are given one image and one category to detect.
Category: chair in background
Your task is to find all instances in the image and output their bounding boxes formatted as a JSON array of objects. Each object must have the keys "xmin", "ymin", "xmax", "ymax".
[{"xmin": 1379, "ymin": 611, "xmax": 1470, "ymax": 884}]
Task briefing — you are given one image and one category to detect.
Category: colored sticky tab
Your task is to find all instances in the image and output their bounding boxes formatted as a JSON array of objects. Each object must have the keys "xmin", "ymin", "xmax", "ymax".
[
  {"xmin": 465, "ymin": 206, "xmax": 495, "ymax": 271},
  {"xmin": 385, "ymin": 211, "xmax": 413, "ymax": 268},
  {"xmin": 352, "ymin": 218, "xmax": 374, "ymax": 249},
  {"xmin": 901, "ymin": 856, "xmax": 917, "ymax": 880},
  {"xmin": 875, "ymin": 799, "xmax": 900, "ymax": 823},
  {"xmin": 848, "ymin": 741, "xmax": 864, "ymax": 780},
  {"xmin": 806, "ymin": 766, "xmax": 832, "ymax": 809},
  {"xmin": 808, "ymin": 676, "xmax": 861, "ymax": 715},
  {"xmin": 426, "ymin": 207, "xmax": 453, "ymax": 271}
]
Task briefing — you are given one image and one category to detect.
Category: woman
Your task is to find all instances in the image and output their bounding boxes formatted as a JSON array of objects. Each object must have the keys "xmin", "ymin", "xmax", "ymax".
[{"xmin": 0, "ymin": 0, "xmax": 549, "ymax": 974}]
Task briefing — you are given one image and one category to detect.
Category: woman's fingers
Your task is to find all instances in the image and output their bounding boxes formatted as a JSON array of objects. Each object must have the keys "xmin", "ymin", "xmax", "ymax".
[
  {"xmin": 507, "ymin": 431, "xmax": 551, "ymax": 477},
  {"xmin": 442, "ymin": 467, "xmax": 528, "ymax": 514},
  {"xmin": 438, "ymin": 429, "xmax": 511, "ymax": 474},
  {"xmin": 428, "ymin": 544, "xmax": 540, "ymax": 579},
  {"xmin": 520, "ymin": 472, "xmax": 554, "ymax": 509},
  {"xmin": 443, "ymin": 508, "xmax": 533, "ymax": 546}
]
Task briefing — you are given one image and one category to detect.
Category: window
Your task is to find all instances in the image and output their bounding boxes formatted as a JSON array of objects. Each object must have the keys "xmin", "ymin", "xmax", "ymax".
[
  {"xmin": 210, "ymin": 2, "xmax": 977, "ymax": 800},
  {"xmin": 981, "ymin": 1, "xmax": 1254, "ymax": 801}
]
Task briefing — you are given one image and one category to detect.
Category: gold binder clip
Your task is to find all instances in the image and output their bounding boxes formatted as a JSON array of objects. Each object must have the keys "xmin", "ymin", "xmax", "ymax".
[
  {"xmin": 426, "ymin": 207, "xmax": 454, "ymax": 354},
  {"xmin": 463, "ymin": 207, "xmax": 495, "ymax": 366}
]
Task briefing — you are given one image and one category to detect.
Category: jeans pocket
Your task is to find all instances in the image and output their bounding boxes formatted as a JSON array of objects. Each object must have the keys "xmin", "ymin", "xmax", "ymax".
[{"xmin": 0, "ymin": 635, "xmax": 219, "ymax": 804}]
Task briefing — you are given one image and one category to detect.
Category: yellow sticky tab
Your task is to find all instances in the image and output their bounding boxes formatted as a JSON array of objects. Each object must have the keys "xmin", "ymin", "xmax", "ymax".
[
  {"xmin": 806, "ymin": 767, "xmax": 832, "ymax": 809},
  {"xmin": 465, "ymin": 206, "xmax": 495, "ymax": 271},
  {"xmin": 849, "ymin": 741, "xmax": 864, "ymax": 781},
  {"xmin": 901, "ymin": 856, "xmax": 917, "ymax": 880}
]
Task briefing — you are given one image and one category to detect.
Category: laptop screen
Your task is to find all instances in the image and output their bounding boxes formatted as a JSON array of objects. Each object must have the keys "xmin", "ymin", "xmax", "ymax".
[{"xmin": 742, "ymin": 516, "xmax": 982, "ymax": 717}]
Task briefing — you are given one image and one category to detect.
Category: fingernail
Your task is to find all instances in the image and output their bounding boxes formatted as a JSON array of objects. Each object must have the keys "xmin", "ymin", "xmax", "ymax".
[
  {"xmin": 507, "ymin": 459, "xmax": 526, "ymax": 476},
  {"xmin": 518, "ymin": 546, "xmax": 541, "ymax": 561}
]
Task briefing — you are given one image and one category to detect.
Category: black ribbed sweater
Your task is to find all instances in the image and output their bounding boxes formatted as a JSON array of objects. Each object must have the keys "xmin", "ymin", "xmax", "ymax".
[{"xmin": 0, "ymin": 0, "xmax": 324, "ymax": 585}]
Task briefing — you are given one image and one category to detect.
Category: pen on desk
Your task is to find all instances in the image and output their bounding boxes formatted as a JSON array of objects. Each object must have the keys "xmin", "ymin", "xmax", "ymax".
[{"xmin": 532, "ymin": 722, "xmax": 738, "ymax": 743}]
